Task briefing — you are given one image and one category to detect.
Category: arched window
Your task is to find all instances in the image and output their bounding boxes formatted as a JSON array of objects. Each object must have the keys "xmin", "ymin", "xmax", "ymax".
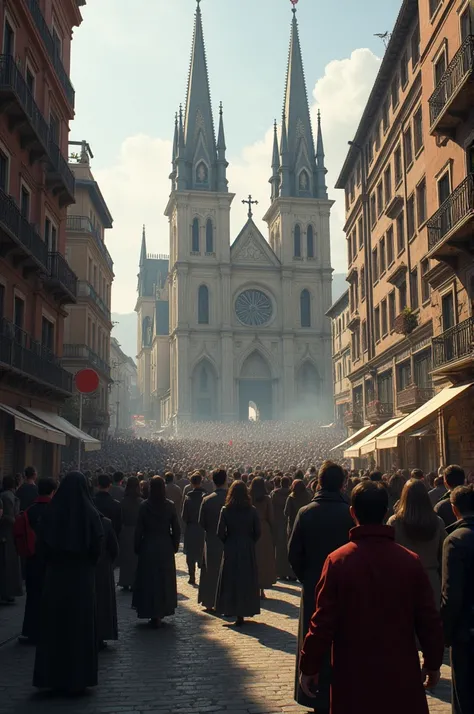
[
  {"xmin": 198, "ymin": 285, "xmax": 209, "ymax": 324},
  {"xmin": 205, "ymin": 219, "xmax": 214, "ymax": 253},
  {"xmin": 300, "ymin": 289, "xmax": 311, "ymax": 327},
  {"xmin": 307, "ymin": 225, "xmax": 314, "ymax": 258},
  {"xmin": 191, "ymin": 218, "xmax": 200, "ymax": 253},
  {"xmin": 294, "ymin": 224, "xmax": 301, "ymax": 257}
]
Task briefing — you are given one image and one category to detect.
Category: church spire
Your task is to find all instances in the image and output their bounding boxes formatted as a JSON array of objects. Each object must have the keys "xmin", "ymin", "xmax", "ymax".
[
  {"xmin": 139, "ymin": 225, "xmax": 147, "ymax": 267},
  {"xmin": 270, "ymin": 120, "xmax": 280, "ymax": 201},
  {"xmin": 281, "ymin": 4, "xmax": 319, "ymax": 198},
  {"xmin": 216, "ymin": 101, "xmax": 228, "ymax": 192},
  {"xmin": 170, "ymin": 112, "xmax": 178, "ymax": 189},
  {"xmin": 316, "ymin": 109, "xmax": 328, "ymax": 199}
]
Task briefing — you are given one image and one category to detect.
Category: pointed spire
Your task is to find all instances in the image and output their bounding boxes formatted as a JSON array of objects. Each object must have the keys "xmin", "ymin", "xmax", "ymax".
[
  {"xmin": 139, "ymin": 225, "xmax": 147, "ymax": 267},
  {"xmin": 216, "ymin": 101, "xmax": 228, "ymax": 192},
  {"xmin": 178, "ymin": 104, "xmax": 185, "ymax": 153},
  {"xmin": 169, "ymin": 112, "xmax": 179, "ymax": 188},
  {"xmin": 270, "ymin": 120, "xmax": 280, "ymax": 201},
  {"xmin": 279, "ymin": 113, "xmax": 290, "ymax": 197},
  {"xmin": 316, "ymin": 109, "xmax": 328, "ymax": 199},
  {"xmin": 217, "ymin": 102, "xmax": 226, "ymax": 154}
]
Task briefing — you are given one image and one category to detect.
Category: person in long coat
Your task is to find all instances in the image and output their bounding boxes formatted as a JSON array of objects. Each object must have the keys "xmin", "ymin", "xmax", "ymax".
[
  {"xmin": 215, "ymin": 480, "xmax": 261, "ymax": 626},
  {"xmin": 182, "ymin": 472, "xmax": 206, "ymax": 585},
  {"xmin": 289, "ymin": 461, "xmax": 354, "ymax": 714},
  {"xmin": 0, "ymin": 475, "xmax": 23, "ymax": 603},
  {"xmin": 271, "ymin": 475, "xmax": 293, "ymax": 579},
  {"xmin": 33, "ymin": 471, "xmax": 104, "ymax": 693},
  {"xmin": 165, "ymin": 472, "xmax": 183, "ymax": 533},
  {"xmin": 96, "ymin": 514, "xmax": 119, "ymax": 648},
  {"xmin": 118, "ymin": 476, "xmax": 142, "ymax": 590},
  {"xmin": 299, "ymin": 481, "xmax": 444, "ymax": 714},
  {"xmin": 250, "ymin": 476, "xmax": 276, "ymax": 598},
  {"xmin": 132, "ymin": 476, "xmax": 180, "ymax": 628},
  {"xmin": 198, "ymin": 468, "xmax": 227, "ymax": 610},
  {"xmin": 285, "ymin": 479, "xmax": 311, "ymax": 541}
]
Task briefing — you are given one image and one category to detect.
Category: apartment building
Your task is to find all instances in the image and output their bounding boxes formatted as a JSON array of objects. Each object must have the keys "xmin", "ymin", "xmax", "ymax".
[
  {"xmin": 0, "ymin": 1, "xmax": 85, "ymax": 477},
  {"xmin": 335, "ymin": 0, "xmax": 474, "ymax": 472},
  {"xmin": 326, "ymin": 290, "xmax": 351, "ymax": 427},
  {"xmin": 63, "ymin": 143, "xmax": 114, "ymax": 441},
  {"xmin": 110, "ymin": 337, "xmax": 138, "ymax": 435}
]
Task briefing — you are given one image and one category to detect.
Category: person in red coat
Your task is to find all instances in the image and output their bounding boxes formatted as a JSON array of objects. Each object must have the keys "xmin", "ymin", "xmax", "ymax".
[{"xmin": 299, "ymin": 481, "xmax": 444, "ymax": 714}]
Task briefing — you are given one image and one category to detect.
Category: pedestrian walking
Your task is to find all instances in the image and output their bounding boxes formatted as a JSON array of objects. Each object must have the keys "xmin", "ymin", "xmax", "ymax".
[
  {"xmin": 435, "ymin": 465, "xmax": 466, "ymax": 528},
  {"xmin": 16, "ymin": 466, "xmax": 38, "ymax": 512},
  {"xmin": 33, "ymin": 471, "xmax": 104, "ymax": 693},
  {"xmin": 96, "ymin": 514, "xmax": 119, "ymax": 649},
  {"xmin": 271, "ymin": 475, "xmax": 293, "ymax": 580},
  {"xmin": 132, "ymin": 476, "xmax": 180, "ymax": 628},
  {"xmin": 118, "ymin": 476, "xmax": 143, "ymax": 591},
  {"xmin": 284, "ymin": 478, "xmax": 311, "ymax": 540},
  {"xmin": 288, "ymin": 461, "xmax": 354, "ymax": 714},
  {"xmin": 0, "ymin": 475, "xmax": 23, "ymax": 604},
  {"xmin": 109, "ymin": 472, "xmax": 125, "ymax": 503},
  {"xmin": 198, "ymin": 468, "xmax": 227, "ymax": 611},
  {"xmin": 182, "ymin": 472, "xmax": 206, "ymax": 585},
  {"xmin": 215, "ymin": 480, "xmax": 261, "ymax": 626},
  {"xmin": 441, "ymin": 484, "xmax": 474, "ymax": 714},
  {"xmin": 94, "ymin": 473, "xmax": 122, "ymax": 538},
  {"xmin": 250, "ymin": 476, "xmax": 276, "ymax": 598},
  {"xmin": 299, "ymin": 481, "xmax": 445, "ymax": 714},
  {"xmin": 165, "ymin": 472, "xmax": 183, "ymax": 531}
]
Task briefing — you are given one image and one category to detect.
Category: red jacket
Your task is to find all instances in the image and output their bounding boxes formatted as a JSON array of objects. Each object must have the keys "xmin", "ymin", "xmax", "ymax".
[{"xmin": 300, "ymin": 525, "xmax": 444, "ymax": 714}]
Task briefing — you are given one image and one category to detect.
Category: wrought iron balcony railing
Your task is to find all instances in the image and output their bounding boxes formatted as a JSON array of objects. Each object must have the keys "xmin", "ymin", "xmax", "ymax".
[
  {"xmin": 432, "ymin": 317, "xmax": 474, "ymax": 369},
  {"xmin": 77, "ymin": 281, "xmax": 111, "ymax": 320},
  {"xmin": 66, "ymin": 215, "xmax": 114, "ymax": 271},
  {"xmin": 46, "ymin": 137, "xmax": 76, "ymax": 202},
  {"xmin": 427, "ymin": 174, "xmax": 474, "ymax": 252},
  {"xmin": 366, "ymin": 401, "xmax": 394, "ymax": 423},
  {"xmin": 0, "ymin": 188, "xmax": 48, "ymax": 270},
  {"xmin": 63, "ymin": 343, "xmax": 111, "ymax": 379},
  {"xmin": 397, "ymin": 384, "xmax": 434, "ymax": 412},
  {"xmin": 0, "ymin": 318, "xmax": 72, "ymax": 393},
  {"xmin": 26, "ymin": 0, "xmax": 75, "ymax": 108},
  {"xmin": 429, "ymin": 35, "xmax": 474, "ymax": 127},
  {"xmin": 47, "ymin": 252, "xmax": 77, "ymax": 301},
  {"xmin": 344, "ymin": 409, "xmax": 364, "ymax": 428}
]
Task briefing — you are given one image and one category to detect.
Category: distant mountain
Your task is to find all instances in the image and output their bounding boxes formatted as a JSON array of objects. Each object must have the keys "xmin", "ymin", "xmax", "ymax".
[{"xmin": 113, "ymin": 272, "xmax": 347, "ymax": 359}]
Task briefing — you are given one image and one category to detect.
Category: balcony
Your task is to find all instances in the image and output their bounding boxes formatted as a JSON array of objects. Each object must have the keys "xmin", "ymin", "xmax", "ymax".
[
  {"xmin": 0, "ymin": 187, "xmax": 48, "ymax": 272},
  {"xmin": 25, "ymin": 0, "xmax": 75, "ymax": 109},
  {"xmin": 45, "ymin": 137, "xmax": 76, "ymax": 206},
  {"xmin": 397, "ymin": 384, "xmax": 434, "ymax": 413},
  {"xmin": 77, "ymin": 281, "xmax": 111, "ymax": 321},
  {"xmin": 66, "ymin": 215, "xmax": 113, "ymax": 272},
  {"xmin": 432, "ymin": 317, "xmax": 474, "ymax": 376},
  {"xmin": 427, "ymin": 174, "xmax": 474, "ymax": 261},
  {"xmin": 385, "ymin": 194, "xmax": 404, "ymax": 219},
  {"xmin": 0, "ymin": 319, "xmax": 72, "ymax": 395},
  {"xmin": 43, "ymin": 252, "xmax": 77, "ymax": 304},
  {"xmin": 0, "ymin": 55, "xmax": 49, "ymax": 163},
  {"xmin": 344, "ymin": 409, "xmax": 364, "ymax": 429},
  {"xmin": 366, "ymin": 401, "xmax": 393, "ymax": 424},
  {"xmin": 429, "ymin": 36, "xmax": 474, "ymax": 137},
  {"xmin": 63, "ymin": 343, "xmax": 111, "ymax": 380}
]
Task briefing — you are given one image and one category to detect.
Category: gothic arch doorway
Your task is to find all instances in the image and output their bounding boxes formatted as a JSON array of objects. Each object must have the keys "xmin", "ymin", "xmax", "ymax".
[
  {"xmin": 239, "ymin": 351, "xmax": 273, "ymax": 421},
  {"xmin": 296, "ymin": 361, "xmax": 321, "ymax": 418},
  {"xmin": 192, "ymin": 359, "xmax": 217, "ymax": 421}
]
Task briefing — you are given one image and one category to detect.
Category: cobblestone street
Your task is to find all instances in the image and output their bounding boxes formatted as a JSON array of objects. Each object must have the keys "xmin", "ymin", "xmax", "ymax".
[{"xmin": 0, "ymin": 553, "xmax": 451, "ymax": 714}]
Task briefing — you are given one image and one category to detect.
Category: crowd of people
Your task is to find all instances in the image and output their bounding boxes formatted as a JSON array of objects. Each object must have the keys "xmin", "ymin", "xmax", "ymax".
[{"xmin": 0, "ymin": 445, "xmax": 473, "ymax": 713}]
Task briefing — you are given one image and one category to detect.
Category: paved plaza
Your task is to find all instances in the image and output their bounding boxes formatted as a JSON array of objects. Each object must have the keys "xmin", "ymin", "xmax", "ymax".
[{"xmin": 0, "ymin": 553, "xmax": 451, "ymax": 714}]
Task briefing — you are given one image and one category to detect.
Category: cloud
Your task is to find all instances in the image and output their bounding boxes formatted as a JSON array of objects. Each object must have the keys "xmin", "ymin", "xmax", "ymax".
[{"xmin": 99, "ymin": 48, "xmax": 381, "ymax": 314}]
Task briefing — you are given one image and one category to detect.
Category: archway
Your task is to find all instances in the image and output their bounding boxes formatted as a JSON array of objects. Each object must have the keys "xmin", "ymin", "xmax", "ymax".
[
  {"xmin": 239, "ymin": 351, "xmax": 273, "ymax": 421},
  {"xmin": 446, "ymin": 415, "xmax": 461, "ymax": 465},
  {"xmin": 192, "ymin": 359, "xmax": 217, "ymax": 421},
  {"xmin": 296, "ymin": 361, "xmax": 321, "ymax": 418}
]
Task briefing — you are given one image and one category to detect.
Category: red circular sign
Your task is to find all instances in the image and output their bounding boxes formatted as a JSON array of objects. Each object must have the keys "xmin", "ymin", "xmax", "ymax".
[{"xmin": 75, "ymin": 368, "xmax": 99, "ymax": 394}]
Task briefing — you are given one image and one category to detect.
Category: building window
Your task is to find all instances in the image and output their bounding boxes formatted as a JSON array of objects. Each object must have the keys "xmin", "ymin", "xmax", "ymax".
[
  {"xmin": 400, "ymin": 50, "xmax": 408, "ymax": 88},
  {"xmin": 3, "ymin": 18, "xmax": 14, "ymax": 57},
  {"xmin": 387, "ymin": 225, "xmax": 394, "ymax": 266},
  {"xmin": 429, "ymin": 0, "xmax": 443, "ymax": 19},
  {"xmin": 411, "ymin": 24, "xmax": 420, "ymax": 67},
  {"xmin": 421, "ymin": 259, "xmax": 430, "ymax": 303},
  {"xmin": 358, "ymin": 217, "xmax": 363, "ymax": 249},
  {"xmin": 0, "ymin": 149, "xmax": 9, "ymax": 193},
  {"xmin": 397, "ymin": 360, "xmax": 412, "ymax": 391},
  {"xmin": 367, "ymin": 138, "xmax": 374, "ymax": 166},
  {"xmin": 382, "ymin": 99, "xmax": 389, "ymax": 133},
  {"xmin": 52, "ymin": 21, "xmax": 62, "ymax": 58},
  {"xmin": 20, "ymin": 184, "xmax": 30, "ymax": 220},
  {"xmin": 377, "ymin": 181, "xmax": 383, "ymax": 217},
  {"xmin": 404, "ymin": 126, "xmax": 413, "ymax": 167},
  {"xmin": 361, "ymin": 265, "xmax": 365, "ymax": 300},
  {"xmin": 399, "ymin": 280, "xmax": 407, "ymax": 311},
  {"xmin": 389, "ymin": 290, "xmax": 396, "ymax": 330},
  {"xmin": 370, "ymin": 194, "xmax": 377, "ymax": 228},
  {"xmin": 45, "ymin": 217, "xmax": 57, "ymax": 252},
  {"xmin": 394, "ymin": 145, "xmax": 403, "ymax": 186},
  {"xmin": 352, "ymin": 230, "xmax": 357, "ymax": 260},
  {"xmin": 198, "ymin": 285, "xmax": 209, "ymax": 325},
  {"xmin": 294, "ymin": 224, "xmax": 301, "ymax": 258},
  {"xmin": 205, "ymin": 219, "xmax": 214, "ymax": 253},
  {"xmin": 381, "ymin": 299, "xmax": 388, "ymax": 336},
  {"xmin": 347, "ymin": 236, "xmax": 352, "ymax": 266},
  {"xmin": 410, "ymin": 268, "xmax": 419, "ymax": 310},
  {"xmin": 413, "ymin": 106, "xmax": 423, "ymax": 155},
  {"xmin": 191, "ymin": 218, "xmax": 200, "ymax": 253},
  {"xmin": 384, "ymin": 165, "xmax": 392, "ymax": 206},
  {"xmin": 417, "ymin": 179, "xmax": 427, "ymax": 226},
  {"xmin": 372, "ymin": 247, "xmax": 379, "ymax": 284},
  {"xmin": 380, "ymin": 236, "xmax": 386, "ymax": 274},
  {"xmin": 374, "ymin": 306, "xmax": 380, "ymax": 342},
  {"xmin": 14, "ymin": 295, "xmax": 24, "ymax": 330},
  {"xmin": 49, "ymin": 111, "xmax": 60, "ymax": 144},
  {"xmin": 375, "ymin": 121, "xmax": 381, "ymax": 152},
  {"xmin": 41, "ymin": 317, "xmax": 54, "ymax": 353},
  {"xmin": 307, "ymin": 225, "xmax": 315, "ymax": 258},
  {"xmin": 391, "ymin": 74, "xmax": 399, "ymax": 110},
  {"xmin": 438, "ymin": 170, "xmax": 451, "ymax": 206},
  {"xmin": 407, "ymin": 194, "xmax": 416, "ymax": 240},
  {"xmin": 356, "ymin": 161, "xmax": 361, "ymax": 187},
  {"xmin": 362, "ymin": 320, "xmax": 367, "ymax": 352},
  {"xmin": 434, "ymin": 49, "xmax": 447, "ymax": 88},
  {"xmin": 396, "ymin": 210, "xmax": 405, "ymax": 253},
  {"xmin": 460, "ymin": 7, "xmax": 471, "ymax": 41},
  {"xmin": 300, "ymin": 289, "xmax": 311, "ymax": 328}
]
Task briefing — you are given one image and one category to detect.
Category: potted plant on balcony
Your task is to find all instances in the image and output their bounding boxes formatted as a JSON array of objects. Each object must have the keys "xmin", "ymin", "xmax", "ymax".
[{"xmin": 394, "ymin": 307, "xmax": 419, "ymax": 336}]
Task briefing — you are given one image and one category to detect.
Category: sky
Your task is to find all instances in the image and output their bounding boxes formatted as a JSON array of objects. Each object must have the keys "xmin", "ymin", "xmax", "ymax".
[{"xmin": 70, "ymin": 0, "xmax": 401, "ymax": 315}]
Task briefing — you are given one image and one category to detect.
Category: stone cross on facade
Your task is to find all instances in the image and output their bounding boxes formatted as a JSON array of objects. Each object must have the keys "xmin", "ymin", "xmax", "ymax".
[{"xmin": 242, "ymin": 195, "xmax": 259, "ymax": 219}]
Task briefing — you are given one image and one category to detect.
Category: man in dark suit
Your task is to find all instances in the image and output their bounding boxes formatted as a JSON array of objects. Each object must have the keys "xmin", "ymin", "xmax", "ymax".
[
  {"xmin": 94, "ymin": 474, "xmax": 122, "ymax": 538},
  {"xmin": 198, "ymin": 468, "xmax": 227, "ymax": 610},
  {"xmin": 109, "ymin": 472, "xmax": 125, "ymax": 503},
  {"xmin": 435, "ymin": 465, "xmax": 465, "ymax": 528}
]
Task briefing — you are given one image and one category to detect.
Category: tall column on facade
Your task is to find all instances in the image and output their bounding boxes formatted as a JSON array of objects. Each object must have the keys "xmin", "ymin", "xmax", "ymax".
[
  {"xmin": 220, "ymin": 265, "xmax": 234, "ymax": 420},
  {"xmin": 282, "ymin": 269, "xmax": 295, "ymax": 414},
  {"xmin": 175, "ymin": 333, "xmax": 191, "ymax": 422}
]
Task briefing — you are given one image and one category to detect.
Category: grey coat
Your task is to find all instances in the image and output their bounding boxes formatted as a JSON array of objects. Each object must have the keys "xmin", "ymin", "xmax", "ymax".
[
  {"xmin": 0, "ymin": 490, "xmax": 22, "ymax": 599},
  {"xmin": 198, "ymin": 488, "xmax": 227, "ymax": 609}
]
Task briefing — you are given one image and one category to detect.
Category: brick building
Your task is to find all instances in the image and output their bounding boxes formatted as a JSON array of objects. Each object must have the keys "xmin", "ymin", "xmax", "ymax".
[
  {"xmin": 0, "ymin": 1, "xmax": 93, "ymax": 478},
  {"xmin": 326, "ymin": 290, "xmax": 351, "ymax": 427},
  {"xmin": 335, "ymin": 0, "xmax": 474, "ymax": 472}
]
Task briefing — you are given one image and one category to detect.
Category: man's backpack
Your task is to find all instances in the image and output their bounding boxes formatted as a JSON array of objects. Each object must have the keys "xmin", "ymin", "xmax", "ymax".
[{"xmin": 13, "ymin": 509, "xmax": 36, "ymax": 558}]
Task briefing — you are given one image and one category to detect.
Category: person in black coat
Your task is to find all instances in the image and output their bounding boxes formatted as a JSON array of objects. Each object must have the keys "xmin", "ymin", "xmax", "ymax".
[
  {"xmin": 16, "ymin": 466, "xmax": 38, "ymax": 512},
  {"xmin": 435, "ymin": 464, "xmax": 466, "ymax": 528},
  {"xmin": 94, "ymin": 473, "xmax": 122, "ymax": 538},
  {"xmin": 20, "ymin": 478, "xmax": 57, "ymax": 645},
  {"xmin": 441, "ymin": 484, "xmax": 474, "ymax": 714},
  {"xmin": 182, "ymin": 472, "xmax": 206, "ymax": 585},
  {"xmin": 198, "ymin": 468, "xmax": 227, "ymax": 610},
  {"xmin": 96, "ymin": 515, "xmax": 119, "ymax": 649},
  {"xmin": 288, "ymin": 461, "xmax": 354, "ymax": 714}
]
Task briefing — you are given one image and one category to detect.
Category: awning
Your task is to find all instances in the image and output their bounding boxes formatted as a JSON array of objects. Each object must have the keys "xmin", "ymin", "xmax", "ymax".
[
  {"xmin": 330, "ymin": 424, "xmax": 373, "ymax": 452},
  {"xmin": 344, "ymin": 417, "xmax": 402, "ymax": 458},
  {"xmin": 0, "ymin": 404, "xmax": 66, "ymax": 445},
  {"xmin": 376, "ymin": 383, "xmax": 474, "ymax": 450},
  {"xmin": 407, "ymin": 427, "xmax": 436, "ymax": 438},
  {"xmin": 24, "ymin": 409, "xmax": 101, "ymax": 452}
]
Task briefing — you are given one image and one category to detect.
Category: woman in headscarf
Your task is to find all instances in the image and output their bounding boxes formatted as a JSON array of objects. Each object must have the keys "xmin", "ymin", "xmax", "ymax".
[
  {"xmin": 118, "ymin": 476, "xmax": 143, "ymax": 591},
  {"xmin": 132, "ymin": 476, "xmax": 180, "ymax": 628},
  {"xmin": 249, "ymin": 476, "xmax": 277, "ymax": 599},
  {"xmin": 33, "ymin": 471, "xmax": 103, "ymax": 693}
]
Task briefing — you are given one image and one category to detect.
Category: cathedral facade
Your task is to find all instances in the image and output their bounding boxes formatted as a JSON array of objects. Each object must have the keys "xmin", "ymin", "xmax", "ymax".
[{"xmin": 136, "ymin": 2, "xmax": 334, "ymax": 426}]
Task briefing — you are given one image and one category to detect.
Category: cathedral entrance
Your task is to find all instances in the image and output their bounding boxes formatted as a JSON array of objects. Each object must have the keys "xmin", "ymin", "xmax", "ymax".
[
  {"xmin": 295, "ymin": 361, "xmax": 321, "ymax": 418},
  {"xmin": 192, "ymin": 359, "xmax": 217, "ymax": 421},
  {"xmin": 238, "ymin": 351, "xmax": 273, "ymax": 421}
]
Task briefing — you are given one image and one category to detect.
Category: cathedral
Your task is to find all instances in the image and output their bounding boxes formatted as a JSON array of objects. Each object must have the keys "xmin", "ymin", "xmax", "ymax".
[{"xmin": 136, "ymin": 1, "xmax": 334, "ymax": 426}]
